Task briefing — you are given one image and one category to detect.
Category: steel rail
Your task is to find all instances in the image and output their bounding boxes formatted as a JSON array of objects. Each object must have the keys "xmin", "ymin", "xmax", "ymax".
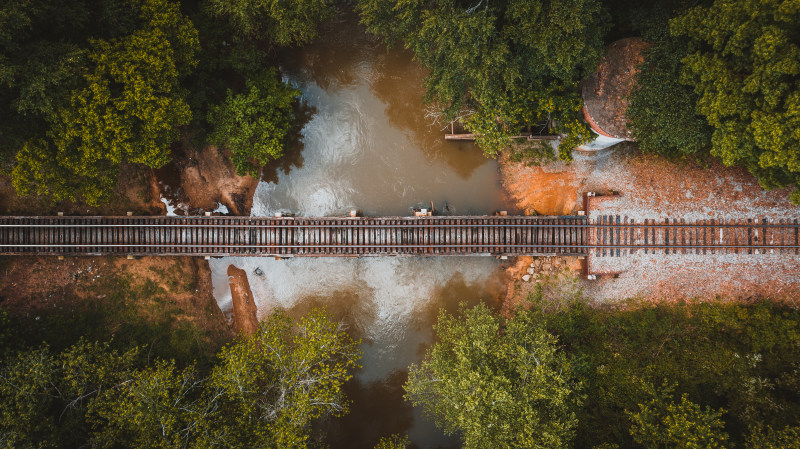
[
  {"xmin": 4, "ymin": 243, "xmax": 797, "ymax": 250},
  {"xmin": 1, "ymin": 222, "xmax": 796, "ymax": 229},
  {"xmin": 0, "ymin": 243, "xmax": 593, "ymax": 249},
  {"xmin": 1, "ymin": 215, "xmax": 798, "ymax": 257},
  {"xmin": 0, "ymin": 222, "xmax": 588, "ymax": 229}
]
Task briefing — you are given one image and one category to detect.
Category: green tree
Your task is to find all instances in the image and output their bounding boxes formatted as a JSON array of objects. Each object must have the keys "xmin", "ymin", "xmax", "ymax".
[
  {"xmin": 670, "ymin": 0, "xmax": 800, "ymax": 203},
  {"xmin": 358, "ymin": 0, "xmax": 606, "ymax": 159},
  {"xmin": 0, "ymin": 0, "xmax": 95, "ymax": 161},
  {"xmin": 746, "ymin": 424, "xmax": 800, "ymax": 449},
  {"xmin": 205, "ymin": 309, "xmax": 362, "ymax": 448},
  {"xmin": 207, "ymin": 0, "xmax": 334, "ymax": 46},
  {"xmin": 87, "ymin": 361, "xmax": 208, "ymax": 449},
  {"xmin": 10, "ymin": 0, "xmax": 199, "ymax": 205},
  {"xmin": 207, "ymin": 73, "xmax": 300, "ymax": 177},
  {"xmin": 0, "ymin": 347, "xmax": 60, "ymax": 448},
  {"xmin": 0, "ymin": 341, "xmax": 138, "ymax": 449},
  {"xmin": 374, "ymin": 434, "xmax": 410, "ymax": 449},
  {"xmin": 527, "ymin": 296, "xmax": 800, "ymax": 448},
  {"xmin": 627, "ymin": 36, "xmax": 713, "ymax": 159},
  {"xmin": 405, "ymin": 303, "xmax": 580, "ymax": 449},
  {"xmin": 628, "ymin": 382, "xmax": 730, "ymax": 449}
]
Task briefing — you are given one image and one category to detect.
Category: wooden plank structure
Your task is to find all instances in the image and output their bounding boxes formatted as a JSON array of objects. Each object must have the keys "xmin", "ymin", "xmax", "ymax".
[
  {"xmin": 592, "ymin": 216, "xmax": 800, "ymax": 256},
  {"xmin": 0, "ymin": 216, "xmax": 588, "ymax": 257},
  {"xmin": 1, "ymin": 215, "xmax": 797, "ymax": 257}
]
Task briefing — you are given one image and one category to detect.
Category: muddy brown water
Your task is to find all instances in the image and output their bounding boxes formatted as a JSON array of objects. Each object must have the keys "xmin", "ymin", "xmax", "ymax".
[{"xmin": 210, "ymin": 13, "xmax": 514, "ymax": 449}]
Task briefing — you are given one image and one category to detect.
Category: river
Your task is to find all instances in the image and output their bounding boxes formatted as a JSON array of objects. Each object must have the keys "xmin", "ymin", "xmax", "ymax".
[{"xmin": 209, "ymin": 13, "xmax": 513, "ymax": 448}]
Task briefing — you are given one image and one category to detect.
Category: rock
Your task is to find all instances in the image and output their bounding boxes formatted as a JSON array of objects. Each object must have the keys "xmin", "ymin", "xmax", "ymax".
[
  {"xmin": 522, "ymin": 274, "xmax": 531, "ymax": 282},
  {"xmin": 527, "ymin": 268, "xmax": 535, "ymax": 275},
  {"xmin": 253, "ymin": 267, "xmax": 264, "ymax": 277}
]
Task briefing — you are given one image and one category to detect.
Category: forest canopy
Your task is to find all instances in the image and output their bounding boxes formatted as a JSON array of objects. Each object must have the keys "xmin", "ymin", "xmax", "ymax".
[
  {"xmin": 409, "ymin": 296, "xmax": 800, "ymax": 449},
  {"xmin": 626, "ymin": 0, "xmax": 800, "ymax": 203},
  {"xmin": 357, "ymin": 0, "xmax": 607, "ymax": 159},
  {"xmin": 5, "ymin": 0, "xmax": 199, "ymax": 205},
  {"xmin": 0, "ymin": 0, "xmax": 310, "ymax": 206},
  {"xmin": 2, "ymin": 0, "xmax": 798, "ymax": 204},
  {"xmin": 0, "ymin": 309, "xmax": 361, "ymax": 448}
]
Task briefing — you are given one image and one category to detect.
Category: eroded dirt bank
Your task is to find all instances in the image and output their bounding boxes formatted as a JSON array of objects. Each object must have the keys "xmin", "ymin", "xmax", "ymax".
[
  {"xmin": 158, "ymin": 145, "xmax": 259, "ymax": 216},
  {"xmin": 226, "ymin": 265, "xmax": 259, "ymax": 335},
  {"xmin": 500, "ymin": 155, "xmax": 581, "ymax": 216}
]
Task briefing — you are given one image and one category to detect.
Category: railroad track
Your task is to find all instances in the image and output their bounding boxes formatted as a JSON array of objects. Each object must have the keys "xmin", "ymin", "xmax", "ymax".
[
  {"xmin": 593, "ymin": 215, "xmax": 800, "ymax": 256},
  {"xmin": 0, "ymin": 216, "xmax": 587, "ymax": 257},
  {"xmin": 0, "ymin": 215, "xmax": 797, "ymax": 257}
]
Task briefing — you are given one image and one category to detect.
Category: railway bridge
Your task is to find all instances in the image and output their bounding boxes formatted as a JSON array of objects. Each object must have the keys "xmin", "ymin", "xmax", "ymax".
[{"xmin": 0, "ymin": 215, "xmax": 798, "ymax": 257}]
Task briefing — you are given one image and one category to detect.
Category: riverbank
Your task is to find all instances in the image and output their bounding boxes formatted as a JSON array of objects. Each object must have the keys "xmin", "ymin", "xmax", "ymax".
[
  {"xmin": 497, "ymin": 144, "xmax": 800, "ymax": 305},
  {"xmin": 0, "ymin": 143, "xmax": 255, "ymax": 350},
  {"xmin": 0, "ymin": 255, "xmax": 233, "ymax": 364},
  {"xmin": 157, "ymin": 144, "xmax": 260, "ymax": 216}
]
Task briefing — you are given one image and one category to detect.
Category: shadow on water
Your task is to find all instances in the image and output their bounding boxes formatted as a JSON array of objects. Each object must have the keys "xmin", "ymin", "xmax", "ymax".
[
  {"xmin": 285, "ymin": 287, "xmax": 377, "ymax": 344},
  {"xmin": 276, "ymin": 9, "xmax": 493, "ymax": 181},
  {"xmin": 421, "ymin": 270, "xmax": 507, "ymax": 327},
  {"xmin": 321, "ymin": 370, "xmax": 423, "ymax": 449},
  {"xmin": 260, "ymin": 100, "xmax": 315, "ymax": 184},
  {"xmin": 277, "ymin": 11, "xmax": 380, "ymax": 90},
  {"xmin": 369, "ymin": 49, "xmax": 490, "ymax": 180}
]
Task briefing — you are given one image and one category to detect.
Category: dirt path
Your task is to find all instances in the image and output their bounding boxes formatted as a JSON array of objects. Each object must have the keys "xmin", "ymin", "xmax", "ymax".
[{"xmin": 499, "ymin": 145, "xmax": 800, "ymax": 303}]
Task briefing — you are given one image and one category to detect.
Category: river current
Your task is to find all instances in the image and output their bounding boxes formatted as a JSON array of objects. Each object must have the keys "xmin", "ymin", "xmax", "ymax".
[{"xmin": 209, "ymin": 14, "xmax": 512, "ymax": 448}]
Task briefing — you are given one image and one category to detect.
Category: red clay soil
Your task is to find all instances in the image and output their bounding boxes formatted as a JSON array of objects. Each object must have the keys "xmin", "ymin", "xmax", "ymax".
[
  {"xmin": 226, "ymin": 265, "xmax": 259, "ymax": 336},
  {"xmin": 500, "ymin": 154, "xmax": 581, "ymax": 216}
]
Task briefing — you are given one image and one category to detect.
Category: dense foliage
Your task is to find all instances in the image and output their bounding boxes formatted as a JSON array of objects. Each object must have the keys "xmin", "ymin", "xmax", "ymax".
[
  {"xmin": 409, "ymin": 296, "xmax": 800, "ymax": 449},
  {"xmin": 207, "ymin": 73, "xmax": 300, "ymax": 177},
  {"xmin": 5, "ymin": 0, "xmax": 199, "ymax": 205},
  {"xmin": 530, "ymin": 296, "xmax": 800, "ymax": 448},
  {"xmin": 357, "ymin": 0, "xmax": 606, "ymax": 159},
  {"xmin": 626, "ymin": 33, "xmax": 713, "ymax": 159},
  {"xmin": 0, "ymin": 309, "xmax": 361, "ymax": 448},
  {"xmin": 207, "ymin": 0, "xmax": 334, "ymax": 46},
  {"xmin": 406, "ymin": 303, "xmax": 580, "ymax": 448},
  {"xmin": 374, "ymin": 434, "xmax": 410, "ymax": 449},
  {"xmin": 669, "ymin": 0, "xmax": 800, "ymax": 203},
  {"xmin": 626, "ymin": 0, "xmax": 800, "ymax": 202},
  {"xmin": 0, "ymin": 0, "xmax": 320, "ymax": 206},
  {"xmin": 627, "ymin": 382, "xmax": 730, "ymax": 449}
]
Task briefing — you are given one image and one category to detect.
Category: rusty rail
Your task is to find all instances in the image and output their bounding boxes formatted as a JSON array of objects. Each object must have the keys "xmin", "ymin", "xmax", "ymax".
[
  {"xmin": 1, "ymin": 215, "xmax": 797, "ymax": 257},
  {"xmin": 592, "ymin": 216, "xmax": 800, "ymax": 256},
  {"xmin": 0, "ymin": 216, "xmax": 587, "ymax": 257}
]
